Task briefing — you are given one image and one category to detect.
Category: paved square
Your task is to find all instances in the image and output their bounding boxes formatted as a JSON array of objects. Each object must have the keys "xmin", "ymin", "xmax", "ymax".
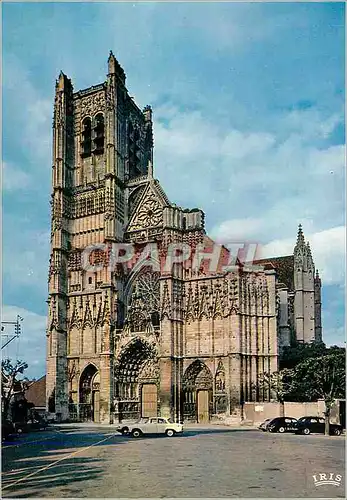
[{"xmin": 2, "ymin": 425, "xmax": 345, "ymax": 498}]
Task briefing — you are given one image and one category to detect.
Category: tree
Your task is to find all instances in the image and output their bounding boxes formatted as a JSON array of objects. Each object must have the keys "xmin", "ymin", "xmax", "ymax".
[
  {"xmin": 280, "ymin": 341, "xmax": 345, "ymax": 370},
  {"xmin": 291, "ymin": 353, "xmax": 346, "ymax": 435},
  {"xmin": 258, "ymin": 369, "xmax": 293, "ymax": 416},
  {"xmin": 1, "ymin": 358, "xmax": 28, "ymax": 420},
  {"xmin": 280, "ymin": 341, "xmax": 327, "ymax": 370}
]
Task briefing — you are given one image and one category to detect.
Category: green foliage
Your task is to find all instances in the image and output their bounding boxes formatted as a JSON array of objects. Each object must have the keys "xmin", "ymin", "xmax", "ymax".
[
  {"xmin": 280, "ymin": 341, "xmax": 327, "ymax": 370},
  {"xmin": 258, "ymin": 369, "xmax": 294, "ymax": 403},
  {"xmin": 260, "ymin": 347, "xmax": 345, "ymax": 406},
  {"xmin": 290, "ymin": 352, "xmax": 346, "ymax": 407}
]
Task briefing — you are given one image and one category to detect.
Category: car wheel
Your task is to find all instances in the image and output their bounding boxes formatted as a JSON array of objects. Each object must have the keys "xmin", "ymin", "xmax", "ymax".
[
  {"xmin": 278, "ymin": 426, "xmax": 285, "ymax": 433},
  {"xmin": 165, "ymin": 429, "xmax": 175, "ymax": 437},
  {"xmin": 303, "ymin": 427, "xmax": 310, "ymax": 435},
  {"xmin": 132, "ymin": 429, "xmax": 142, "ymax": 438},
  {"xmin": 333, "ymin": 428, "xmax": 342, "ymax": 436},
  {"xmin": 121, "ymin": 427, "xmax": 129, "ymax": 435}
]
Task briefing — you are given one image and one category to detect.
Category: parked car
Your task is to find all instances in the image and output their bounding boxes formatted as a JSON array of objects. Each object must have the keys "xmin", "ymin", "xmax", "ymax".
[
  {"xmin": 116, "ymin": 417, "xmax": 183, "ymax": 438},
  {"xmin": 258, "ymin": 418, "xmax": 273, "ymax": 432},
  {"xmin": 2, "ymin": 419, "xmax": 16, "ymax": 441},
  {"xmin": 295, "ymin": 416, "xmax": 343, "ymax": 436},
  {"xmin": 267, "ymin": 417, "xmax": 298, "ymax": 433},
  {"xmin": 14, "ymin": 413, "xmax": 48, "ymax": 434}
]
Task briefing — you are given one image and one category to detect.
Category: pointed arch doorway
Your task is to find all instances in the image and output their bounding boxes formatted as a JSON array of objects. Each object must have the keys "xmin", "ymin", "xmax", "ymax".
[
  {"xmin": 79, "ymin": 364, "xmax": 100, "ymax": 422},
  {"xmin": 183, "ymin": 360, "xmax": 213, "ymax": 423},
  {"xmin": 114, "ymin": 339, "xmax": 159, "ymax": 421}
]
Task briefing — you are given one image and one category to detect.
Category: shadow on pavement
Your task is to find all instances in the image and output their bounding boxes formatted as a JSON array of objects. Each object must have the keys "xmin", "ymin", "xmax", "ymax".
[
  {"xmin": 2, "ymin": 425, "xmax": 256, "ymax": 497},
  {"xmin": 2, "ymin": 456, "xmax": 103, "ymax": 498}
]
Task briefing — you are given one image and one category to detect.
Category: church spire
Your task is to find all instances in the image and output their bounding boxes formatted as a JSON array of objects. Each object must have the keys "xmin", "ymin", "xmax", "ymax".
[
  {"xmin": 296, "ymin": 224, "xmax": 305, "ymax": 247},
  {"xmin": 294, "ymin": 223, "xmax": 306, "ymax": 257}
]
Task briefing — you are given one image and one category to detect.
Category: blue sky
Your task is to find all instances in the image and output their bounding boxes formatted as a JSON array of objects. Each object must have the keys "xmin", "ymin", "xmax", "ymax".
[{"xmin": 2, "ymin": 2, "xmax": 345, "ymax": 378}]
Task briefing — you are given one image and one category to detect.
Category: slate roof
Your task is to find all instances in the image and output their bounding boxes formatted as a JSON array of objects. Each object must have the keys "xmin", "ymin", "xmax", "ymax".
[
  {"xmin": 254, "ymin": 255, "xmax": 294, "ymax": 291},
  {"xmin": 25, "ymin": 375, "xmax": 46, "ymax": 408}
]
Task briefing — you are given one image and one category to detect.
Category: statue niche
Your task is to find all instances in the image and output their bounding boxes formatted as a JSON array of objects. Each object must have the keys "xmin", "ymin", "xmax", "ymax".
[
  {"xmin": 214, "ymin": 361, "xmax": 227, "ymax": 414},
  {"xmin": 215, "ymin": 370, "xmax": 225, "ymax": 392}
]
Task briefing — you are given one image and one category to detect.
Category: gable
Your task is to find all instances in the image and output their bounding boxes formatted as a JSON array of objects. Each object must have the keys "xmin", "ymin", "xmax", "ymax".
[
  {"xmin": 126, "ymin": 181, "xmax": 170, "ymax": 233},
  {"xmin": 128, "ymin": 184, "xmax": 147, "ymax": 218}
]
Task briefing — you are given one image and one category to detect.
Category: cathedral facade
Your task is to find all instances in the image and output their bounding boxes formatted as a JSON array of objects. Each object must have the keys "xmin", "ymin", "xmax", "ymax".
[{"xmin": 46, "ymin": 53, "xmax": 322, "ymax": 424}]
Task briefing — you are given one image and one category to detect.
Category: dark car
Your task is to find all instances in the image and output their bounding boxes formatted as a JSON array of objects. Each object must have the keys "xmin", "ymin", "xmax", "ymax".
[
  {"xmin": 258, "ymin": 418, "xmax": 272, "ymax": 432},
  {"xmin": 15, "ymin": 418, "xmax": 48, "ymax": 434},
  {"xmin": 295, "ymin": 416, "xmax": 343, "ymax": 436},
  {"xmin": 267, "ymin": 417, "xmax": 298, "ymax": 433}
]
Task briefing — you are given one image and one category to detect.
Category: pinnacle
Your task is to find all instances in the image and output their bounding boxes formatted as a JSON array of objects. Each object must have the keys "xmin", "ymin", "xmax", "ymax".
[
  {"xmin": 296, "ymin": 223, "xmax": 305, "ymax": 246},
  {"xmin": 147, "ymin": 159, "xmax": 154, "ymax": 179},
  {"xmin": 107, "ymin": 50, "xmax": 126, "ymax": 82}
]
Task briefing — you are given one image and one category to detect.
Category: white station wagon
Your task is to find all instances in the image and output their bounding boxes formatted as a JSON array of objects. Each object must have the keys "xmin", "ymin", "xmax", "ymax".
[{"xmin": 116, "ymin": 417, "xmax": 183, "ymax": 438}]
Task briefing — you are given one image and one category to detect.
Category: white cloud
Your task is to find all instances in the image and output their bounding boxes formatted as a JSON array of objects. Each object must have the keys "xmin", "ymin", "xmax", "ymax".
[
  {"xmin": 153, "ymin": 103, "xmax": 345, "ymax": 292},
  {"xmin": 3, "ymin": 224, "xmax": 50, "ymax": 292},
  {"xmin": 323, "ymin": 326, "xmax": 345, "ymax": 347},
  {"xmin": 260, "ymin": 226, "xmax": 346, "ymax": 286},
  {"xmin": 282, "ymin": 108, "xmax": 343, "ymax": 143},
  {"xmin": 212, "ymin": 217, "xmax": 267, "ymax": 243},
  {"xmin": 2, "ymin": 305, "xmax": 47, "ymax": 379},
  {"xmin": 212, "ymin": 218, "xmax": 345, "ymax": 286},
  {"xmin": 3, "ymin": 54, "xmax": 52, "ymax": 168},
  {"xmin": 155, "ymin": 106, "xmax": 344, "ymax": 234},
  {"xmin": 2, "ymin": 162, "xmax": 31, "ymax": 192}
]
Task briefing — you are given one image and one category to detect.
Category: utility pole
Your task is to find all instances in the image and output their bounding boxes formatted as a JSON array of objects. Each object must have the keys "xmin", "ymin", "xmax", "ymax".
[{"xmin": 1, "ymin": 316, "xmax": 23, "ymax": 350}]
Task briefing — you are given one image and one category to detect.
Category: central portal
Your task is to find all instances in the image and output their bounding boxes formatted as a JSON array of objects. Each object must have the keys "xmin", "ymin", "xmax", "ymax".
[
  {"xmin": 141, "ymin": 384, "xmax": 158, "ymax": 417},
  {"xmin": 114, "ymin": 338, "xmax": 159, "ymax": 422}
]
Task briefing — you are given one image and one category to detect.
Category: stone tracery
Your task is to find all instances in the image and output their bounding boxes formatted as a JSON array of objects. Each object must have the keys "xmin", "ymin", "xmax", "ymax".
[{"xmin": 124, "ymin": 271, "xmax": 160, "ymax": 332}]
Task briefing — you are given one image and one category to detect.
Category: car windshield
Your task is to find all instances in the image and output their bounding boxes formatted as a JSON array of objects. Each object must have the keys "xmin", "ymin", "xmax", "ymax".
[
  {"xmin": 297, "ymin": 417, "xmax": 307, "ymax": 422},
  {"xmin": 137, "ymin": 418, "xmax": 149, "ymax": 423}
]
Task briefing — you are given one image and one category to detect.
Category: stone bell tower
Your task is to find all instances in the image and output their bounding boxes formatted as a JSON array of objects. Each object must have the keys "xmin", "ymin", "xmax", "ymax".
[
  {"xmin": 46, "ymin": 72, "xmax": 74, "ymax": 421},
  {"xmin": 46, "ymin": 52, "xmax": 153, "ymax": 422},
  {"xmin": 293, "ymin": 224, "xmax": 322, "ymax": 343}
]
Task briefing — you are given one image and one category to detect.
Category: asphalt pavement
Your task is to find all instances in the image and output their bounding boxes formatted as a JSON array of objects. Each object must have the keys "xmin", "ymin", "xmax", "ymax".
[{"xmin": 2, "ymin": 424, "xmax": 345, "ymax": 498}]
